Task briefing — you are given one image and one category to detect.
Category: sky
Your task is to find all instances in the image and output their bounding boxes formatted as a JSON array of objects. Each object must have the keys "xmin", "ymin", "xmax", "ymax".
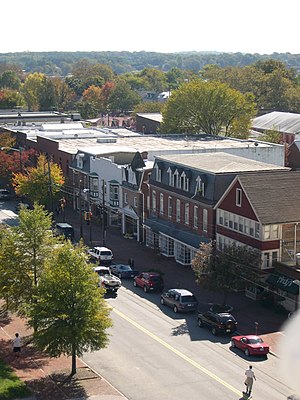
[{"xmin": 2, "ymin": 0, "xmax": 300, "ymax": 55}]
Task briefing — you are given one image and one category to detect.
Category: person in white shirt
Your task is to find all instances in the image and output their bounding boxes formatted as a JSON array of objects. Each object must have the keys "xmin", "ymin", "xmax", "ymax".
[
  {"xmin": 12, "ymin": 333, "xmax": 21, "ymax": 357},
  {"xmin": 244, "ymin": 365, "xmax": 256, "ymax": 396}
]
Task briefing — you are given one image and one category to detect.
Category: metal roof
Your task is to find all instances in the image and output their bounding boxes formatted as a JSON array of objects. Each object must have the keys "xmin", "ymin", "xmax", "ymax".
[{"xmin": 252, "ymin": 111, "xmax": 300, "ymax": 134}]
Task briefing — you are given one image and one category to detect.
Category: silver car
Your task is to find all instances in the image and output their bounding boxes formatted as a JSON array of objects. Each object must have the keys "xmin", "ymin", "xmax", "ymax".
[{"xmin": 160, "ymin": 289, "xmax": 198, "ymax": 313}]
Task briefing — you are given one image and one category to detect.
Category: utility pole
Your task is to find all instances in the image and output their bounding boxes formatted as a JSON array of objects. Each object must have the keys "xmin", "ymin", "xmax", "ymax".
[
  {"xmin": 47, "ymin": 156, "xmax": 53, "ymax": 213},
  {"xmin": 79, "ymin": 179, "xmax": 83, "ymax": 239},
  {"xmin": 102, "ymin": 179, "xmax": 106, "ymax": 246}
]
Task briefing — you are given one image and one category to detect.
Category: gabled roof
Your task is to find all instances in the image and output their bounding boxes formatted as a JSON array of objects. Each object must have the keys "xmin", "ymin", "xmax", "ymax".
[
  {"xmin": 252, "ymin": 111, "xmax": 300, "ymax": 134},
  {"xmin": 136, "ymin": 113, "xmax": 163, "ymax": 123},
  {"xmin": 237, "ymin": 171, "xmax": 300, "ymax": 224}
]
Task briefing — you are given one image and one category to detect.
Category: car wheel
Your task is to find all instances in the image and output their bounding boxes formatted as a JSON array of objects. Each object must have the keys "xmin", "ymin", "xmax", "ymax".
[
  {"xmin": 160, "ymin": 297, "xmax": 165, "ymax": 305},
  {"xmin": 143, "ymin": 286, "xmax": 148, "ymax": 293},
  {"xmin": 133, "ymin": 280, "xmax": 137, "ymax": 287},
  {"xmin": 173, "ymin": 305, "xmax": 178, "ymax": 313},
  {"xmin": 212, "ymin": 327, "xmax": 217, "ymax": 336},
  {"xmin": 231, "ymin": 340, "xmax": 236, "ymax": 348},
  {"xmin": 245, "ymin": 349, "xmax": 250, "ymax": 357},
  {"xmin": 198, "ymin": 318, "xmax": 203, "ymax": 328}
]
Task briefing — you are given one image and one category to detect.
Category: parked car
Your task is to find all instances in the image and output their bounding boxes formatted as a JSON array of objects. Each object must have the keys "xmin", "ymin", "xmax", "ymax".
[
  {"xmin": 160, "ymin": 289, "xmax": 198, "ymax": 313},
  {"xmin": 110, "ymin": 264, "xmax": 138, "ymax": 279},
  {"xmin": 93, "ymin": 266, "xmax": 121, "ymax": 293},
  {"xmin": 54, "ymin": 222, "xmax": 74, "ymax": 241},
  {"xmin": 88, "ymin": 246, "xmax": 113, "ymax": 265},
  {"xmin": 133, "ymin": 272, "xmax": 164, "ymax": 293},
  {"xmin": 197, "ymin": 311, "xmax": 238, "ymax": 335},
  {"xmin": 231, "ymin": 335, "xmax": 269, "ymax": 356},
  {"xmin": 0, "ymin": 189, "xmax": 11, "ymax": 200}
]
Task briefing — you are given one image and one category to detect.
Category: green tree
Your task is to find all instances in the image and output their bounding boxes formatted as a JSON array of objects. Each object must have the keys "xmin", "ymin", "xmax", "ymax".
[
  {"xmin": 0, "ymin": 204, "xmax": 55, "ymax": 315},
  {"xmin": 12, "ymin": 153, "xmax": 64, "ymax": 208},
  {"xmin": 0, "ymin": 70, "xmax": 21, "ymax": 90},
  {"xmin": 160, "ymin": 79, "xmax": 256, "ymax": 136},
  {"xmin": 39, "ymin": 75, "xmax": 56, "ymax": 110},
  {"xmin": 52, "ymin": 77, "xmax": 77, "ymax": 111},
  {"xmin": 192, "ymin": 242, "xmax": 261, "ymax": 305},
  {"xmin": 108, "ymin": 78, "xmax": 141, "ymax": 113},
  {"xmin": 132, "ymin": 101, "xmax": 164, "ymax": 114},
  {"xmin": 139, "ymin": 68, "xmax": 167, "ymax": 92},
  {"xmin": 27, "ymin": 241, "xmax": 112, "ymax": 375},
  {"xmin": 259, "ymin": 128, "xmax": 282, "ymax": 144},
  {"xmin": 0, "ymin": 89, "xmax": 25, "ymax": 109},
  {"xmin": 22, "ymin": 72, "xmax": 45, "ymax": 111}
]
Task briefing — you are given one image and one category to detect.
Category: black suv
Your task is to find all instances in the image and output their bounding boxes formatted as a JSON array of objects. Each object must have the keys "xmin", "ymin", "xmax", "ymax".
[
  {"xmin": 133, "ymin": 272, "xmax": 164, "ymax": 293},
  {"xmin": 197, "ymin": 311, "xmax": 237, "ymax": 335}
]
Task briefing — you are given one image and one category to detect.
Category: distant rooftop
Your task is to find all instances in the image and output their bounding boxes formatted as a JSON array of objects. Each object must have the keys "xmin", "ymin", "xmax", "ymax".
[
  {"xmin": 252, "ymin": 111, "xmax": 300, "ymax": 134},
  {"xmin": 156, "ymin": 152, "xmax": 289, "ymax": 174}
]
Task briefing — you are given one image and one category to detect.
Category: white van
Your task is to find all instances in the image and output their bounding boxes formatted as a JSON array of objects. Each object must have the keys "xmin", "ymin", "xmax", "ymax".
[{"xmin": 88, "ymin": 246, "xmax": 113, "ymax": 265}]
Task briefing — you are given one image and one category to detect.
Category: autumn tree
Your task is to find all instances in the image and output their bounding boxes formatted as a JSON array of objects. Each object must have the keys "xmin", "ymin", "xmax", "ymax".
[
  {"xmin": 160, "ymin": 79, "xmax": 256, "ymax": 137},
  {"xmin": 0, "ymin": 204, "xmax": 56, "ymax": 315},
  {"xmin": 0, "ymin": 88, "xmax": 25, "ymax": 109},
  {"xmin": 192, "ymin": 241, "xmax": 261, "ymax": 305},
  {"xmin": 52, "ymin": 77, "xmax": 76, "ymax": 111},
  {"xmin": 22, "ymin": 72, "xmax": 46, "ymax": 111},
  {"xmin": 77, "ymin": 85, "xmax": 103, "ymax": 119},
  {"xmin": 0, "ymin": 147, "xmax": 36, "ymax": 178},
  {"xmin": 12, "ymin": 153, "xmax": 64, "ymax": 208},
  {"xmin": 27, "ymin": 241, "xmax": 113, "ymax": 375}
]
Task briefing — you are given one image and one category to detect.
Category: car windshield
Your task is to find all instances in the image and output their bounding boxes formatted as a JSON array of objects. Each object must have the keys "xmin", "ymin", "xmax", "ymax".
[
  {"xmin": 101, "ymin": 251, "xmax": 112, "ymax": 256},
  {"xmin": 120, "ymin": 265, "xmax": 132, "ymax": 271},
  {"xmin": 248, "ymin": 338, "xmax": 263, "ymax": 344},
  {"xmin": 219, "ymin": 315, "xmax": 236, "ymax": 323},
  {"xmin": 149, "ymin": 276, "xmax": 162, "ymax": 282},
  {"xmin": 181, "ymin": 295, "xmax": 196, "ymax": 303}
]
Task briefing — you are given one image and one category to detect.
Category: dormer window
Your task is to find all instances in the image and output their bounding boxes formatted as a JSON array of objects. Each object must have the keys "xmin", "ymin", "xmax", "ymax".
[
  {"xmin": 154, "ymin": 164, "xmax": 162, "ymax": 182},
  {"xmin": 236, "ymin": 188, "xmax": 242, "ymax": 207},
  {"xmin": 77, "ymin": 153, "xmax": 84, "ymax": 169},
  {"xmin": 195, "ymin": 176, "xmax": 205, "ymax": 197}
]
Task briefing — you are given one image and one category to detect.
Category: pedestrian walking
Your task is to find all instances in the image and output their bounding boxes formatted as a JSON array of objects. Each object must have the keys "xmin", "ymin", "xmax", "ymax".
[
  {"xmin": 12, "ymin": 332, "xmax": 21, "ymax": 357},
  {"xmin": 244, "ymin": 365, "xmax": 256, "ymax": 397}
]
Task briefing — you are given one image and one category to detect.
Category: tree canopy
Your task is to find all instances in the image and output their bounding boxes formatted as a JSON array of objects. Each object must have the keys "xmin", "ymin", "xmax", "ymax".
[
  {"xmin": 27, "ymin": 240, "xmax": 112, "ymax": 375},
  {"xmin": 160, "ymin": 79, "xmax": 256, "ymax": 137},
  {"xmin": 192, "ymin": 241, "xmax": 262, "ymax": 304},
  {"xmin": 0, "ymin": 204, "xmax": 55, "ymax": 314},
  {"xmin": 12, "ymin": 153, "xmax": 64, "ymax": 208}
]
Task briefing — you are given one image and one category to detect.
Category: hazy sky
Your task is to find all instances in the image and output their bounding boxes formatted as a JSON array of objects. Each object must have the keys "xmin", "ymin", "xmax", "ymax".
[{"xmin": 2, "ymin": 0, "xmax": 300, "ymax": 55}]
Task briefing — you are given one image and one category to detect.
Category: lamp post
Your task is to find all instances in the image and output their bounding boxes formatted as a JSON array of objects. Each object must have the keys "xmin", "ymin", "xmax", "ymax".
[
  {"xmin": 102, "ymin": 179, "xmax": 106, "ymax": 246},
  {"xmin": 293, "ymin": 280, "xmax": 300, "ymax": 311},
  {"xmin": 0, "ymin": 146, "xmax": 23, "ymax": 172},
  {"xmin": 79, "ymin": 179, "xmax": 83, "ymax": 239}
]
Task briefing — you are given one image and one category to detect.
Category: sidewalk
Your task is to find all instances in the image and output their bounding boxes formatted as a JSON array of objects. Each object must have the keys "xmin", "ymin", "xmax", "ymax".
[
  {"xmin": 0, "ymin": 206, "xmax": 287, "ymax": 399},
  {"xmin": 0, "ymin": 301, "xmax": 126, "ymax": 400}
]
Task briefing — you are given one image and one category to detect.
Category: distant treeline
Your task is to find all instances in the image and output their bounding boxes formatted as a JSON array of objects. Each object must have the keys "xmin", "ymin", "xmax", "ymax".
[{"xmin": 1, "ymin": 51, "xmax": 300, "ymax": 76}]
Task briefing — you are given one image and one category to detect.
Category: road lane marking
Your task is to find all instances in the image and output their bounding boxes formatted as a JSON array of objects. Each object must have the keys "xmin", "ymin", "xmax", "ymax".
[{"xmin": 113, "ymin": 308, "xmax": 241, "ymax": 396}]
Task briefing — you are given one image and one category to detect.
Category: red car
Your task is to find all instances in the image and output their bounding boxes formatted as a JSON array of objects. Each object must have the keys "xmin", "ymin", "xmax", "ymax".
[{"xmin": 231, "ymin": 335, "xmax": 269, "ymax": 356}]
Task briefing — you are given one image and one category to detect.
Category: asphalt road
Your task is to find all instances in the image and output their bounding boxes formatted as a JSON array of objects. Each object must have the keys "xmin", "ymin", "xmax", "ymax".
[
  {"xmin": 0, "ymin": 200, "xmax": 19, "ymax": 226},
  {"xmin": 82, "ymin": 284, "xmax": 294, "ymax": 400}
]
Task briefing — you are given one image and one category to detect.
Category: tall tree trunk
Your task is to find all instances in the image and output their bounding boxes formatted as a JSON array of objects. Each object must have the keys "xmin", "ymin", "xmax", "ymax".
[{"xmin": 71, "ymin": 344, "xmax": 76, "ymax": 376}]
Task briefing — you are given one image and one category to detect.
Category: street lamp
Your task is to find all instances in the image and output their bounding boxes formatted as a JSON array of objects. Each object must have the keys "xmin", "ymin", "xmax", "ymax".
[
  {"xmin": 293, "ymin": 279, "xmax": 300, "ymax": 311},
  {"xmin": 0, "ymin": 146, "xmax": 23, "ymax": 172}
]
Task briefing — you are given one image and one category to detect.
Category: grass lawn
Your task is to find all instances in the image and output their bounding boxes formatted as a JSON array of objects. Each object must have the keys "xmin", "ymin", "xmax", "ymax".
[{"xmin": 0, "ymin": 358, "xmax": 31, "ymax": 400}]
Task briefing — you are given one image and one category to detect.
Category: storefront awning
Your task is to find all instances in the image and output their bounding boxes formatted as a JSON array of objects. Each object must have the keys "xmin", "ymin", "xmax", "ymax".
[{"xmin": 266, "ymin": 274, "xmax": 299, "ymax": 295}]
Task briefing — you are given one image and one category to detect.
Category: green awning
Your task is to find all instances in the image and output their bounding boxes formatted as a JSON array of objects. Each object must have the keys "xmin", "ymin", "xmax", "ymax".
[{"xmin": 266, "ymin": 274, "xmax": 299, "ymax": 295}]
